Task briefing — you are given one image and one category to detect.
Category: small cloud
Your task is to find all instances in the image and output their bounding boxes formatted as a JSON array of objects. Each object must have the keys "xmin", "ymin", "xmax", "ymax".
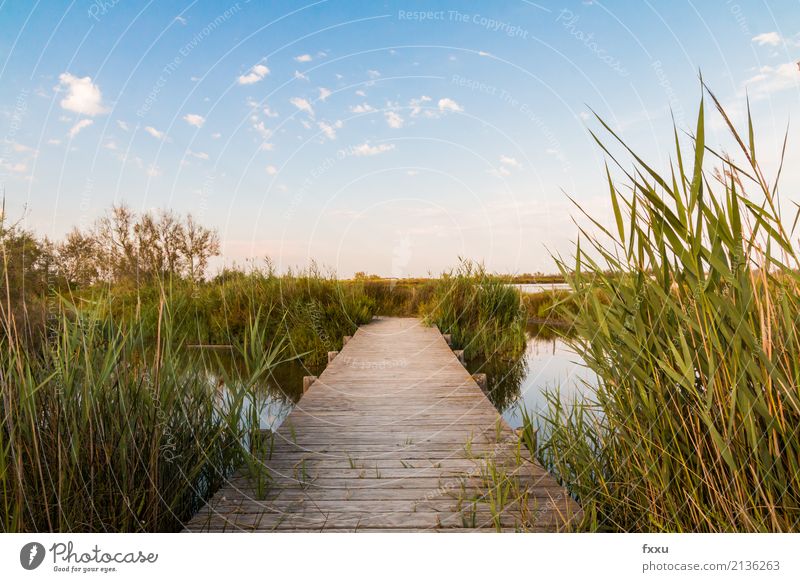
[
  {"xmin": 406, "ymin": 170, "xmax": 418, "ymax": 176},
  {"xmin": 238, "ymin": 63, "xmax": 270, "ymax": 85},
  {"xmin": 144, "ymin": 126, "xmax": 166, "ymax": 140},
  {"xmin": 409, "ymin": 95, "xmax": 432, "ymax": 117},
  {"xmin": 182, "ymin": 113, "xmax": 205, "ymax": 127},
  {"xmin": 117, "ymin": 120, "xmax": 129, "ymax": 131},
  {"xmin": 253, "ymin": 121, "xmax": 273, "ymax": 139},
  {"xmin": 211, "ymin": 132, "xmax": 222, "ymax": 139},
  {"xmin": 579, "ymin": 111, "xmax": 591, "ymax": 121},
  {"xmin": 290, "ymin": 96, "xmax": 314, "ymax": 117},
  {"xmin": 263, "ymin": 104, "xmax": 279, "ymax": 118},
  {"xmin": 56, "ymin": 73, "xmax": 108, "ymax": 116},
  {"xmin": 294, "ymin": 70, "xmax": 309, "ymax": 81},
  {"xmin": 355, "ymin": 90, "xmax": 366, "ymax": 97},
  {"xmin": 488, "ymin": 166, "xmax": 511, "ymax": 178},
  {"xmin": 499, "ymin": 155, "xmax": 521, "ymax": 168},
  {"xmin": 0, "ymin": 161, "xmax": 27, "ymax": 173},
  {"xmin": 11, "ymin": 142, "xmax": 35, "ymax": 153},
  {"xmin": 188, "ymin": 150, "xmax": 209, "ymax": 160},
  {"xmin": 744, "ymin": 62, "xmax": 799, "ymax": 98},
  {"xmin": 294, "ymin": 54, "xmax": 313, "ymax": 62},
  {"xmin": 752, "ymin": 32, "xmax": 782, "ymax": 46},
  {"xmin": 349, "ymin": 102, "xmax": 375, "ymax": 113},
  {"xmin": 68, "ymin": 119, "xmax": 93, "ymax": 137},
  {"xmin": 367, "ymin": 69, "xmax": 381, "ymax": 79},
  {"xmin": 259, "ymin": 142, "xmax": 274, "ymax": 151},
  {"xmin": 438, "ymin": 98, "xmax": 463, "ymax": 113},
  {"xmin": 47, "ymin": 138, "xmax": 61, "ymax": 145},
  {"xmin": 146, "ymin": 164, "xmax": 161, "ymax": 177},
  {"xmin": 318, "ymin": 87, "xmax": 332, "ymax": 101},
  {"xmin": 104, "ymin": 140, "xmax": 118, "ymax": 151},
  {"xmin": 385, "ymin": 111, "xmax": 404, "ymax": 128},
  {"xmin": 478, "ymin": 50, "xmax": 492, "ymax": 57},
  {"xmin": 352, "ymin": 142, "xmax": 395, "ymax": 157},
  {"xmin": 174, "ymin": 15, "xmax": 187, "ymax": 25},
  {"xmin": 318, "ymin": 120, "xmax": 342, "ymax": 140},
  {"xmin": 266, "ymin": 165, "xmax": 278, "ymax": 175}
]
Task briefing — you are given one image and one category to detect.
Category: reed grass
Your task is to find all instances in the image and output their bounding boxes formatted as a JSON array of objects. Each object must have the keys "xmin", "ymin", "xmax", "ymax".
[
  {"xmin": 535, "ymin": 87, "xmax": 800, "ymax": 531},
  {"xmin": 0, "ymin": 291, "xmax": 281, "ymax": 532}
]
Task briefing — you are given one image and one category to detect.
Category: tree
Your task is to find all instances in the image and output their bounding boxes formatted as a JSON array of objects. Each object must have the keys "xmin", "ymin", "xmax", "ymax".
[{"xmin": 180, "ymin": 214, "xmax": 219, "ymax": 283}]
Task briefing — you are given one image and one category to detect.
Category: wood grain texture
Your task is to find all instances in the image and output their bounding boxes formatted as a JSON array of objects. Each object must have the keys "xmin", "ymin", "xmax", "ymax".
[{"xmin": 185, "ymin": 317, "xmax": 581, "ymax": 532}]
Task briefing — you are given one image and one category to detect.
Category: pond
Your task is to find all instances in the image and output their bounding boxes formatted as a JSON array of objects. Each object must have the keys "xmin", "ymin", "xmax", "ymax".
[{"xmin": 466, "ymin": 326, "xmax": 597, "ymax": 428}]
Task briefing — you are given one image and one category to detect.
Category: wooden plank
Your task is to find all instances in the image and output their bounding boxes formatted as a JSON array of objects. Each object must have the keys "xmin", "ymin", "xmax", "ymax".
[{"xmin": 185, "ymin": 317, "xmax": 581, "ymax": 532}]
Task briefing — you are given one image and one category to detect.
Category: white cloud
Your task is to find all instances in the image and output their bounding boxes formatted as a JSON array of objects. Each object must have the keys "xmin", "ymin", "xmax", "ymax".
[
  {"xmin": 237, "ymin": 63, "xmax": 270, "ymax": 85},
  {"xmin": 318, "ymin": 120, "xmax": 342, "ymax": 140},
  {"xmin": 438, "ymin": 98, "xmax": 463, "ymax": 113},
  {"xmin": 266, "ymin": 165, "xmax": 278, "ymax": 175},
  {"xmin": 57, "ymin": 73, "xmax": 108, "ymax": 116},
  {"xmin": 499, "ymin": 155, "xmax": 521, "ymax": 168},
  {"xmin": 290, "ymin": 97, "xmax": 314, "ymax": 117},
  {"xmin": 352, "ymin": 142, "xmax": 395, "ymax": 157},
  {"xmin": 11, "ymin": 142, "xmax": 35, "ymax": 153},
  {"xmin": 318, "ymin": 87, "xmax": 332, "ymax": 101},
  {"xmin": 174, "ymin": 16, "xmax": 187, "ymax": 25},
  {"xmin": 146, "ymin": 164, "xmax": 161, "ymax": 177},
  {"xmin": 188, "ymin": 150, "xmax": 209, "ymax": 160},
  {"xmin": 117, "ymin": 120, "xmax": 129, "ymax": 131},
  {"xmin": 744, "ymin": 62, "xmax": 799, "ymax": 99},
  {"xmin": 47, "ymin": 138, "xmax": 61, "ymax": 145},
  {"xmin": 259, "ymin": 142, "xmax": 274, "ymax": 151},
  {"xmin": 579, "ymin": 111, "xmax": 591, "ymax": 121},
  {"xmin": 182, "ymin": 113, "xmax": 205, "ymax": 127},
  {"xmin": 752, "ymin": 32, "xmax": 782, "ymax": 46},
  {"xmin": 294, "ymin": 54, "xmax": 313, "ymax": 62},
  {"xmin": 0, "ymin": 161, "xmax": 27, "ymax": 173},
  {"xmin": 211, "ymin": 132, "xmax": 222, "ymax": 139},
  {"xmin": 253, "ymin": 121, "xmax": 273, "ymax": 139},
  {"xmin": 367, "ymin": 69, "xmax": 381, "ymax": 79},
  {"xmin": 385, "ymin": 111, "xmax": 404, "ymax": 128},
  {"xmin": 68, "ymin": 119, "xmax": 93, "ymax": 137},
  {"xmin": 144, "ymin": 126, "xmax": 166, "ymax": 140},
  {"xmin": 488, "ymin": 166, "xmax": 511, "ymax": 178},
  {"xmin": 263, "ymin": 104, "xmax": 279, "ymax": 118},
  {"xmin": 349, "ymin": 102, "xmax": 375, "ymax": 113},
  {"xmin": 104, "ymin": 140, "xmax": 118, "ymax": 151},
  {"xmin": 294, "ymin": 70, "xmax": 309, "ymax": 81},
  {"xmin": 409, "ymin": 95, "xmax": 432, "ymax": 117},
  {"xmin": 355, "ymin": 90, "xmax": 366, "ymax": 97}
]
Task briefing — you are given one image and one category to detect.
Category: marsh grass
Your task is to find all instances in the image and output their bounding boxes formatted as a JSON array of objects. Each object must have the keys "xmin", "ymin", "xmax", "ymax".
[
  {"xmin": 0, "ymin": 290, "xmax": 284, "ymax": 532},
  {"xmin": 536, "ymin": 87, "xmax": 800, "ymax": 531},
  {"xmin": 421, "ymin": 261, "xmax": 526, "ymax": 361}
]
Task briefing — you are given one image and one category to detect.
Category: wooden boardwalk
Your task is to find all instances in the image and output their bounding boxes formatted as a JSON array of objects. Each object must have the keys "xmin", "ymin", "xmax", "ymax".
[{"xmin": 185, "ymin": 317, "xmax": 581, "ymax": 532}]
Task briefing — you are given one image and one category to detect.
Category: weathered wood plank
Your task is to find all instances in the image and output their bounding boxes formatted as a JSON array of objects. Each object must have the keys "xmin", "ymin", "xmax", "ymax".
[{"xmin": 185, "ymin": 317, "xmax": 581, "ymax": 532}]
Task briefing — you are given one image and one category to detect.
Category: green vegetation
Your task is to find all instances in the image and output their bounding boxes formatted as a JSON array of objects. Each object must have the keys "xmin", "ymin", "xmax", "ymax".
[
  {"xmin": 420, "ymin": 262, "xmax": 527, "ymax": 362},
  {"xmin": 0, "ymin": 292, "xmax": 281, "ymax": 532},
  {"xmin": 535, "ymin": 88, "xmax": 800, "ymax": 532}
]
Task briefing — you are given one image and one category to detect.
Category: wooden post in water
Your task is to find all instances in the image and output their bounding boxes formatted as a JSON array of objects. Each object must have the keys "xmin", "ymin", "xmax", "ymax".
[
  {"xmin": 472, "ymin": 373, "xmax": 488, "ymax": 392},
  {"xmin": 328, "ymin": 351, "xmax": 339, "ymax": 364},
  {"xmin": 453, "ymin": 349, "xmax": 465, "ymax": 365},
  {"xmin": 302, "ymin": 376, "xmax": 317, "ymax": 394}
]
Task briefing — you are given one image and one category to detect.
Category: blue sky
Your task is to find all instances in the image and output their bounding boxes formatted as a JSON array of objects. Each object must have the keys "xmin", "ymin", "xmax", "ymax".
[{"xmin": 1, "ymin": 0, "xmax": 798, "ymax": 276}]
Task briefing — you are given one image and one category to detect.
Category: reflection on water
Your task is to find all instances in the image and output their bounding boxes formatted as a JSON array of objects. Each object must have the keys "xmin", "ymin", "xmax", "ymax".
[
  {"xmin": 467, "ymin": 326, "xmax": 597, "ymax": 428},
  {"xmin": 197, "ymin": 348, "xmax": 323, "ymax": 432}
]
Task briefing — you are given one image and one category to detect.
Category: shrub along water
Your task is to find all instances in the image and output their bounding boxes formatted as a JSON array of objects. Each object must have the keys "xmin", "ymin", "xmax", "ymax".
[{"xmin": 535, "ymin": 87, "xmax": 800, "ymax": 531}]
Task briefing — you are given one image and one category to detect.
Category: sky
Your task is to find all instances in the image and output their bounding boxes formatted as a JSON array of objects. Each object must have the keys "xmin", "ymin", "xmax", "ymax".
[{"xmin": 1, "ymin": 0, "xmax": 799, "ymax": 277}]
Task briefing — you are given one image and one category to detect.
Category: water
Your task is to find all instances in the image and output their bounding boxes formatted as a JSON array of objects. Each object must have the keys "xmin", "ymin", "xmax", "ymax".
[
  {"xmin": 512, "ymin": 283, "xmax": 571, "ymax": 294},
  {"xmin": 467, "ymin": 328, "xmax": 597, "ymax": 428},
  {"xmin": 198, "ymin": 348, "xmax": 322, "ymax": 432}
]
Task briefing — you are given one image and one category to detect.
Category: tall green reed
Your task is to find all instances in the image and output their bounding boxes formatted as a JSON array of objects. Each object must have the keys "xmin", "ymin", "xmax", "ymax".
[
  {"xmin": 537, "ymin": 86, "xmax": 800, "ymax": 531},
  {"xmin": 0, "ymin": 291, "xmax": 282, "ymax": 532}
]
